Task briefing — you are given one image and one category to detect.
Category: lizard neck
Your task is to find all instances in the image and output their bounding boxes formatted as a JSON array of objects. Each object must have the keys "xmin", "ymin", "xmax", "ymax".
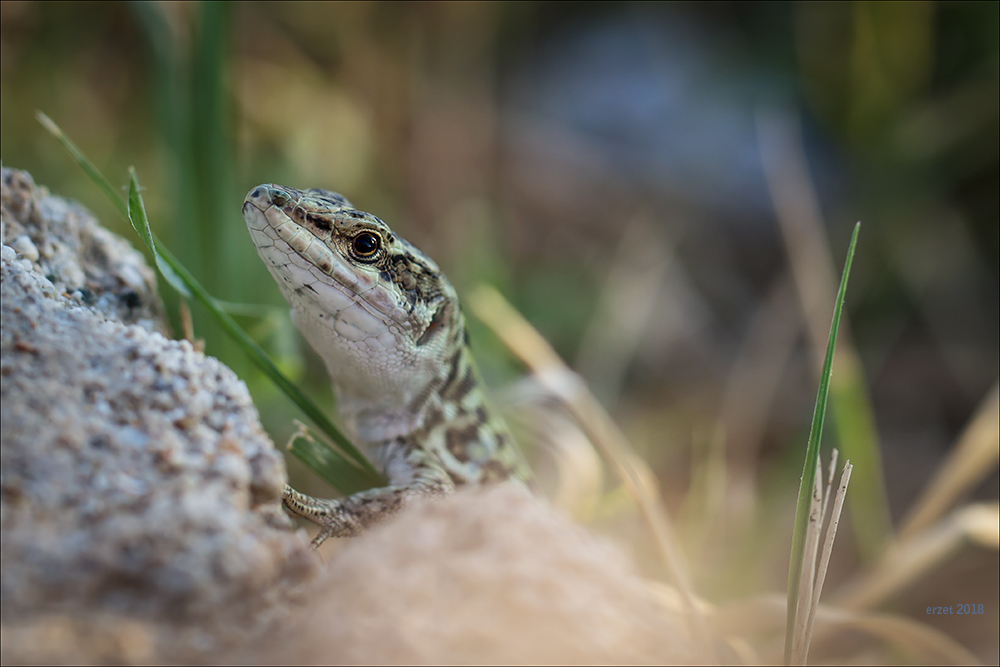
[
  {"xmin": 337, "ymin": 339, "xmax": 527, "ymax": 485},
  {"xmin": 413, "ymin": 342, "xmax": 529, "ymax": 484}
]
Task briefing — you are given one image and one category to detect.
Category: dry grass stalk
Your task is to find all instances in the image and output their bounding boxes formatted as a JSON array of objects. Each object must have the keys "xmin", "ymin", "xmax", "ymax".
[
  {"xmin": 791, "ymin": 457, "xmax": 824, "ymax": 663},
  {"xmin": 801, "ymin": 460, "xmax": 852, "ymax": 663},
  {"xmin": 680, "ymin": 422, "xmax": 728, "ymax": 556},
  {"xmin": 838, "ymin": 501, "xmax": 999, "ymax": 611},
  {"xmin": 755, "ymin": 108, "xmax": 847, "ymax": 373},
  {"xmin": 575, "ymin": 214, "xmax": 671, "ymax": 407},
  {"xmin": 712, "ymin": 593, "xmax": 979, "ymax": 665},
  {"xmin": 790, "ymin": 454, "xmax": 853, "ymax": 665},
  {"xmin": 505, "ymin": 401, "xmax": 605, "ymax": 521},
  {"xmin": 719, "ymin": 276, "xmax": 800, "ymax": 529},
  {"xmin": 899, "ymin": 381, "xmax": 1000, "ymax": 539},
  {"xmin": 833, "ymin": 380, "xmax": 999, "ymax": 613},
  {"xmin": 468, "ymin": 284, "xmax": 716, "ymax": 658},
  {"xmin": 820, "ymin": 450, "xmax": 840, "ymax": 534}
]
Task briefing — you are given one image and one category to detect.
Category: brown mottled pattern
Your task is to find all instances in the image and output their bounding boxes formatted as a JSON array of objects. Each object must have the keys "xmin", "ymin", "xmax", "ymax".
[
  {"xmin": 242, "ymin": 184, "xmax": 531, "ymax": 548},
  {"xmin": 385, "ymin": 253, "xmax": 443, "ymax": 309},
  {"xmin": 446, "ymin": 425, "xmax": 479, "ymax": 462},
  {"xmin": 480, "ymin": 460, "xmax": 514, "ymax": 482},
  {"xmin": 442, "ymin": 365, "xmax": 476, "ymax": 403}
]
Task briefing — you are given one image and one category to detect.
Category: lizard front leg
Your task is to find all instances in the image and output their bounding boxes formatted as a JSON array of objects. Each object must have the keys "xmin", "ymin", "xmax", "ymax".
[{"xmin": 282, "ymin": 439, "xmax": 456, "ymax": 548}]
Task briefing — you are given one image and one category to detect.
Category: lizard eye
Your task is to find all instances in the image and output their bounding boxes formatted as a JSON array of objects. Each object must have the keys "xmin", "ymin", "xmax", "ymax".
[{"xmin": 351, "ymin": 232, "xmax": 381, "ymax": 260}]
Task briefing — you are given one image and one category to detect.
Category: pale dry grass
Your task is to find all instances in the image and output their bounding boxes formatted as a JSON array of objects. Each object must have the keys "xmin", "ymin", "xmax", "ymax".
[{"xmin": 469, "ymin": 283, "xmax": 996, "ymax": 665}]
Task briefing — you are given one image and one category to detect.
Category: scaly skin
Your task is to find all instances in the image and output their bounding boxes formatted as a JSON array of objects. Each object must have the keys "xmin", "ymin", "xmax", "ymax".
[{"xmin": 243, "ymin": 184, "xmax": 529, "ymax": 547}]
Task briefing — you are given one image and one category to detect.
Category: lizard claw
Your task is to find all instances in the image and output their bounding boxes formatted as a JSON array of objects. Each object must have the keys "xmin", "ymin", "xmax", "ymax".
[{"xmin": 310, "ymin": 527, "xmax": 333, "ymax": 550}]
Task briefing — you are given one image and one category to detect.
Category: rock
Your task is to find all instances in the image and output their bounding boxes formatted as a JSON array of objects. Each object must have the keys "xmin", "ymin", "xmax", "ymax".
[
  {"xmin": 272, "ymin": 485, "xmax": 696, "ymax": 665},
  {"xmin": 0, "ymin": 167, "xmax": 316, "ymax": 663},
  {"xmin": 1, "ymin": 167, "xmax": 166, "ymax": 332}
]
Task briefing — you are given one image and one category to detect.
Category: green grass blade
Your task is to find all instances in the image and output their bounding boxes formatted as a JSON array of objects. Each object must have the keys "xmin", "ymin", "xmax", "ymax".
[
  {"xmin": 38, "ymin": 112, "xmax": 383, "ymax": 494},
  {"xmin": 784, "ymin": 222, "xmax": 860, "ymax": 665},
  {"xmin": 36, "ymin": 111, "xmax": 128, "ymax": 219},
  {"xmin": 211, "ymin": 301, "xmax": 286, "ymax": 318},
  {"xmin": 125, "ymin": 172, "xmax": 191, "ymax": 298},
  {"xmin": 288, "ymin": 431, "xmax": 374, "ymax": 493}
]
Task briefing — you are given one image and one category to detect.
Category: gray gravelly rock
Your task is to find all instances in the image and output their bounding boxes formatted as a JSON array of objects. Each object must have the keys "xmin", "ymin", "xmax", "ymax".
[{"xmin": 1, "ymin": 167, "xmax": 316, "ymax": 662}]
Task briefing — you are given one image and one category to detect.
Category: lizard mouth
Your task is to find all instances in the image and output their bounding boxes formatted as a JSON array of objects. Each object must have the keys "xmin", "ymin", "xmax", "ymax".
[{"xmin": 242, "ymin": 185, "xmax": 409, "ymax": 329}]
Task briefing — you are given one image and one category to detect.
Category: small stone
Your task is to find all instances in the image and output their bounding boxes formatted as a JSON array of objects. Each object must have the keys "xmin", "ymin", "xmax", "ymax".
[
  {"xmin": 118, "ymin": 263, "xmax": 147, "ymax": 291},
  {"xmin": 12, "ymin": 234, "xmax": 39, "ymax": 262}
]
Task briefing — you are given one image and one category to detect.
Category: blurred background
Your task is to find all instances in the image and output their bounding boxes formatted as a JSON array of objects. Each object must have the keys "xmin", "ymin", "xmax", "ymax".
[{"xmin": 2, "ymin": 1, "xmax": 997, "ymax": 662}]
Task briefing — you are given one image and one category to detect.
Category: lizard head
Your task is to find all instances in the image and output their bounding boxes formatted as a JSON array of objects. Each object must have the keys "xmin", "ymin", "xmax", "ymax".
[{"xmin": 243, "ymin": 184, "xmax": 465, "ymax": 439}]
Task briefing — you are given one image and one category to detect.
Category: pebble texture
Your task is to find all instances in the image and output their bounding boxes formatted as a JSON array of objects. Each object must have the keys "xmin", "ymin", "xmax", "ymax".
[
  {"xmin": 0, "ymin": 168, "xmax": 316, "ymax": 661},
  {"xmin": 0, "ymin": 167, "xmax": 166, "ymax": 333}
]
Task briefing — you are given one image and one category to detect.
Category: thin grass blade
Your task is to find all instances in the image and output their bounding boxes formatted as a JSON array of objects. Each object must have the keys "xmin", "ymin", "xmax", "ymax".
[
  {"xmin": 758, "ymin": 110, "xmax": 890, "ymax": 559},
  {"xmin": 714, "ymin": 594, "xmax": 979, "ymax": 666},
  {"xmin": 36, "ymin": 111, "xmax": 128, "ymax": 218},
  {"xmin": 899, "ymin": 381, "xmax": 999, "ymax": 539},
  {"xmin": 784, "ymin": 222, "xmax": 860, "ymax": 664},
  {"xmin": 838, "ymin": 501, "xmax": 998, "ymax": 611},
  {"xmin": 792, "ymin": 457, "xmax": 825, "ymax": 663},
  {"xmin": 125, "ymin": 172, "xmax": 191, "ymax": 297},
  {"xmin": 287, "ymin": 427, "xmax": 373, "ymax": 494},
  {"xmin": 820, "ymin": 449, "xmax": 839, "ymax": 527},
  {"xmin": 805, "ymin": 459, "xmax": 852, "ymax": 656}
]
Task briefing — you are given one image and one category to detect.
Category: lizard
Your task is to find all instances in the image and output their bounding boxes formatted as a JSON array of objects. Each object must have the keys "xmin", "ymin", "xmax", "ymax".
[{"xmin": 242, "ymin": 184, "xmax": 530, "ymax": 548}]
